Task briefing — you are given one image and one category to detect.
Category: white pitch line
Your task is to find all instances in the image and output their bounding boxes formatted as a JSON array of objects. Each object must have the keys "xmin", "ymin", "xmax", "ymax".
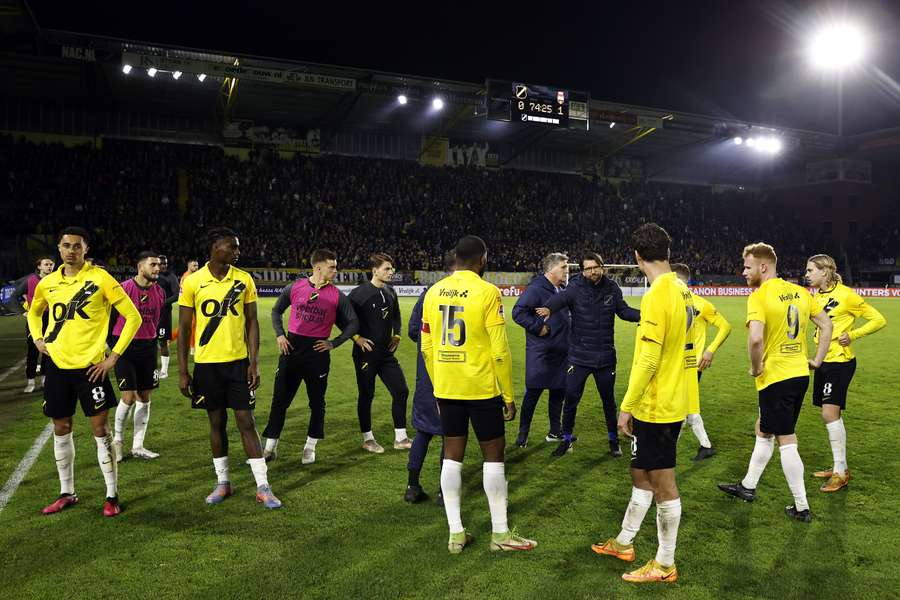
[
  {"xmin": 0, "ymin": 423, "xmax": 53, "ymax": 513},
  {"xmin": 0, "ymin": 358, "xmax": 52, "ymax": 514},
  {"xmin": 0, "ymin": 358, "xmax": 26, "ymax": 384}
]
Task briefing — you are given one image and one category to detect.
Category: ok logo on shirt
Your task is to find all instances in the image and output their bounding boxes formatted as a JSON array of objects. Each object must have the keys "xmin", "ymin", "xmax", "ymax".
[
  {"xmin": 45, "ymin": 282, "xmax": 99, "ymax": 343},
  {"xmin": 198, "ymin": 281, "xmax": 246, "ymax": 347}
]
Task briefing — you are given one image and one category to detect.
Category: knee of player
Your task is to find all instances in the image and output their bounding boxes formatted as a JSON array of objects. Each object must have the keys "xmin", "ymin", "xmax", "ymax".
[
  {"xmin": 233, "ymin": 412, "xmax": 257, "ymax": 431},
  {"xmin": 53, "ymin": 418, "xmax": 73, "ymax": 436}
]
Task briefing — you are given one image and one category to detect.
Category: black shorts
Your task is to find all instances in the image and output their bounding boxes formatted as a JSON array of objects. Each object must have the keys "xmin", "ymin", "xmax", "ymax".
[
  {"xmin": 192, "ymin": 359, "xmax": 255, "ymax": 411},
  {"xmin": 42, "ymin": 356, "xmax": 118, "ymax": 419},
  {"xmin": 812, "ymin": 359, "xmax": 856, "ymax": 409},
  {"xmin": 758, "ymin": 376, "xmax": 809, "ymax": 436},
  {"xmin": 630, "ymin": 418, "xmax": 682, "ymax": 471},
  {"xmin": 114, "ymin": 339, "xmax": 159, "ymax": 392},
  {"xmin": 157, "ymin": 311, "xmax": 173, "ymax": 344},
  {"xmin": 437, "ymin": 397, "xmax": 505, "ymax": 442}
]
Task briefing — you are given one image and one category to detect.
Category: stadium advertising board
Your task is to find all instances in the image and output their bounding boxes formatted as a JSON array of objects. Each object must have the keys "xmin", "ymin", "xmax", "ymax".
[
  {"xmin": 689, "ymin": 286, "xmax": 900, "ymax": 298},
  {"xmin": 414, "ymin": 271, "xmax": 534, "ymax": 286}
]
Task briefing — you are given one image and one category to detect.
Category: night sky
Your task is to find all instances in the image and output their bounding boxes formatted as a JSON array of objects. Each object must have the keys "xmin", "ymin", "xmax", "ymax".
[{"xmin": 27, "ymin": 0, "xmax": 900, "ymax": 135}]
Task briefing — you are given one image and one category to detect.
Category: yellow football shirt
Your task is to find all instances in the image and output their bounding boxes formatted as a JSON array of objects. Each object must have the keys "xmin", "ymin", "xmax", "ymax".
[
  {"xmin": 746, "ymin": 278, "xmax": 819, "ymax": 391},
  {"xmin": 813, "ymin": 283, "xmax": 886, "ymax": 363},
  {"xmin": 622, "ymin": 272, "xmax": 691, "ymax": 423},
  {"xmin": 27, "ymin": 263, "xmax": 140, "ymax": 369},
  {"xmin": 421, "ymin": 270, "xmax": 510, "ymax": 400},
  {"xmin": 178, "ymin": 264, "xmax": 258, "ymax": 364},
  {"xmin": 685, "ymin": 293, "xmax": 732, "ymax": 413}
]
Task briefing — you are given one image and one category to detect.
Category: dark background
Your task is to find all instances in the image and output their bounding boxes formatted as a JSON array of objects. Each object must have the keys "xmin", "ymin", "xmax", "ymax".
[{"xmin": 25, "ymin": 1, "xmax": 900, "ymax": 134}]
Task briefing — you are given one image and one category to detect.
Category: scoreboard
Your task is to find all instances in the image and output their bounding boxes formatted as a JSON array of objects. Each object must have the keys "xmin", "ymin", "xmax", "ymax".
[
  {"xmin": 486, "ymin": 79, "xmax": 589, "ymax": 130},
  {"xmin": 511, "ymin": 83, "xmax": 569, "ymax": 126}
]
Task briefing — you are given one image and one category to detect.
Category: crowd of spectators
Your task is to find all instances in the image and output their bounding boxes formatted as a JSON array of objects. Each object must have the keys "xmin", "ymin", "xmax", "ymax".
[{"xmin": 4, "ymin": 136, "xmax": 890, "ymax": 282}]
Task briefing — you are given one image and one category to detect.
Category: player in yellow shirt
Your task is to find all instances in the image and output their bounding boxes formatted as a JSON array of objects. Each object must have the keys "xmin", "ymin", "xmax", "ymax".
[
  {"xmin": 805, "ymin": 254, "xmax": 886, "ymax": 492},
  {"xmin": 27, "ymin": 227, "xmax": 141, "ymax": 517},
  {"xmin": 718, "ymin": 243, "xmax": 832, "ymax": 523},
  {"xmin": 177, "ymin": 227, "xmax": 281, "ymax": 509},
  {"xmin": 672, "ymin": 263, "xmax": 732, "ymax": 461},
  {"xmin": 420, "ymin": 235, "xmax": 536, "ymax": 554},
  {"xmin": 592, "ymin": 224, "xmax": 691, "ymax": 584}
]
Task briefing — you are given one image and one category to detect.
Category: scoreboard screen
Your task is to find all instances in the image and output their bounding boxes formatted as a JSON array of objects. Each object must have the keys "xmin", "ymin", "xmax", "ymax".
[{"xmin": 511, "ymin": 82, "xmax": 569, "ymax": 127}]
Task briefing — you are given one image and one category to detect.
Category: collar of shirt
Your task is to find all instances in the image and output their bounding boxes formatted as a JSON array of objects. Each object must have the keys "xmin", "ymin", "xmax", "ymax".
[
  {"xmin": 200, "ymin": 263, "xmax": 234, "ymax": 283},
  {"xmin": 58, "ymin": 262, "xmax": 94, "ymax": 284}
]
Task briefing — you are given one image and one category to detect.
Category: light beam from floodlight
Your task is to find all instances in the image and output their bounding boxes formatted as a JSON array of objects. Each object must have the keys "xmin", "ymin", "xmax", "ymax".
[
  {"xmin": 432, "ymin": 97, "xmax": 444, "ymax": 110},
  {"xmin": 147, "ymin": 67, "xmax": 157, "ymax": 77},
  {"xmin": 122, "ymin": 64, "xmax": 132, "ymax": 74},
  {"xmin": 172, "ymin": 71, "xmax": 182, "ymax": 80},
  {"xmin": 746, "ymin": 138, "xmax": 756, "ymax": 147},
  {"xmin": 398, "ymin": 95, "xmax": 408, "ymax": 105},
  {"xmin": 809, "ymin": 23, "xmax": 866, "ymax": 70}
]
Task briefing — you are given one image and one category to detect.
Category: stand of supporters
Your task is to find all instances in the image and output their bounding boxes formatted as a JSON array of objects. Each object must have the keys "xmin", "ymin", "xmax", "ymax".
[{"xmin": 3, "ymin": 135, "xmax": 888, "ymax": 278}]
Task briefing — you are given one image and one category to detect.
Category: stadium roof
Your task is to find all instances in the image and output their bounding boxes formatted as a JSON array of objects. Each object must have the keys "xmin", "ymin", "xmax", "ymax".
[{"xmin": 5, "ymin": 23, "xmax": 900, "ymax": 184}]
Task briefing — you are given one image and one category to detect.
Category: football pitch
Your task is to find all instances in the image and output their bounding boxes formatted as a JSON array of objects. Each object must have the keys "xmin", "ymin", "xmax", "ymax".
[{"xmin": 0, "ymin": 296, "xmax": 897, "ymax": 599}]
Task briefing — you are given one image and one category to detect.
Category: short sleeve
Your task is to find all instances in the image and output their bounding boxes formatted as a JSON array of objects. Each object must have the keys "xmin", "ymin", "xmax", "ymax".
[
  {"xmin": 746, "ymin": 291, "xmax": 764, "ymax": 326},
  {"xmin": 483, "ymin": 286, "xmax": 505, "ymax": 328},
  {"xmin": 805, "ymin": 289, "xmax": 821, "ymax": 318},
  {"xmin": 244, "ymin": 275, "xmax": 258, "ymax": 304},
  {"xmin": 178, "ymin": 275, "xmax": 195, "ymax": 308},
  {"xmin": 102, "ymin": 271, "xmax": 129, "ymax": 307},
  {"xmin": 639, "ymin": 289, "xmax": 666, "ymax": 344}
]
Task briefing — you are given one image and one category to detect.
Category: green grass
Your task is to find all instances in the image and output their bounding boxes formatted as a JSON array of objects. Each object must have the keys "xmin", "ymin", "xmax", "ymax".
[{"xmin": 0, "ymin": 297, "xmax": 898, "ymax": 599}]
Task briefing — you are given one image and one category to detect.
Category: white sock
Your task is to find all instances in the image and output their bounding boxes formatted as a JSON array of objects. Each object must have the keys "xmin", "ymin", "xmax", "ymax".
[
  {"xmin": 248, "ymin": 458, "xmax": 269, "ymax": 487},
  {"xmin": 482, "ymin": 462, "xmax": 508, "ymax": 534},
  {"xmin": 305, "ymin": 436, "xmax": 318, "ymax": 450},
  {"xmin": 94, "ymin": 434, "xmax": 117, "ymax": 498},
  {"xmin": 826, "ymin": 418, "xmax": 847, "ymax": 475},
  {"xmin": 160, "ymin": 356, "xmax": 170, "ymax": 373},
  {"xmin": 362, "ymin": 431, "xmax": 375, "ymax": 442},
  {"xmin": 53, "ymin": 433, "xmax": 75, "ymax": 495},
  {"xmin": 41, "ymin": 376, "xmax": 45, "ymax": 387},
  {"xmin": 26, "ymin": 378, "xmax": 35, "ymax": 386},
  {"xmin": 264, "ymin": 437, "xmax": 279, "ymax": 453},
  {"xmin": 779, "ymin": 443, "xmax": 809, "ymax": 511},
  {"xmin": 213, "ymin": 456, "xmax": 230, "ymax": 484},
  {"xmin": 394, "ymin": 428, "xmax": 408, "ymax": 442},
  {"xmin": 741, "ymin": 436, "xmax": 774, "ymax": 489},
  {"xmin": 132, "ymin": 401, "xmax": 150, "ymax": 449},
  {"xmin": 688, "ymin": 413, "xmax": 711, "ymax": 448},
  {"xmin": 441, "ymin": 459, "xmax": 464, "ymax": 534},
  {"xmin": 655, "ymin": 498, "xmax": 682, "ymax": 567},
  {"xmin": 616, "ymin": 486, "xmax": 654, "ymax": 545},
  {"xmin": 113, "ymin": 401, "xmax": 132, "ymax": 443}
]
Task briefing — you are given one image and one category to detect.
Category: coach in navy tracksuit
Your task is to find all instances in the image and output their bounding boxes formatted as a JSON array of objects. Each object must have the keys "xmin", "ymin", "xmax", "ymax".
[
  {"xmin": 540, "ymin": 252, "xmax": 640, "ymax": 457},
  {"xmin": 511, "ymin": 253, "xmax": 571, "ymax": 447},
  {"xmin": 403, "ymin": 252, "xmax": 456, "ymax": 505}
]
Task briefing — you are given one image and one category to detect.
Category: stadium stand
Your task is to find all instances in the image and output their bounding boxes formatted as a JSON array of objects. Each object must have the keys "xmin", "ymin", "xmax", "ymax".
[{"xmin": 4, "ymin": 135, "xmax": 859, "ymax": 280}]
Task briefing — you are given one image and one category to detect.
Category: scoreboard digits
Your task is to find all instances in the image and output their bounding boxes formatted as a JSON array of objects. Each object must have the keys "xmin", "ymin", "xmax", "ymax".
[{"xmin": 511, "ymin": 83, "xmax": 569, "ymax": 127}]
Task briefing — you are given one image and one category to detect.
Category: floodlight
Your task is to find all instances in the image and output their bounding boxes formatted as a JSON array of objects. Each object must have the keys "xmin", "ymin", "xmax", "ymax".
[
  {"xmin": 122, "ymin": 64, "xmax": 132, "ymax": 75},
  {"xmin": 432, "ymin": 98, "xmax": 444, "ymax": 110},
  {"xmin": 172, "ymin": 71, "xmax": 182, "ymax": 80},
  {"xmin": 147, "ymin": 67, "xmax": 157, "ymax": 77},
  {"xmin": 733, "ymin": 136, "xmax": 743, "ymax": 145},
  {"xmin": 197, "ymin": 73, "xmax": 207, "ymax": 82},
  {"xmin": 397, "ymin": 95, "xmax": 408, "ymax": 105},
  {"xmin": 809, "ymin": 23, "xmax": 866, "ymax": 70}
]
